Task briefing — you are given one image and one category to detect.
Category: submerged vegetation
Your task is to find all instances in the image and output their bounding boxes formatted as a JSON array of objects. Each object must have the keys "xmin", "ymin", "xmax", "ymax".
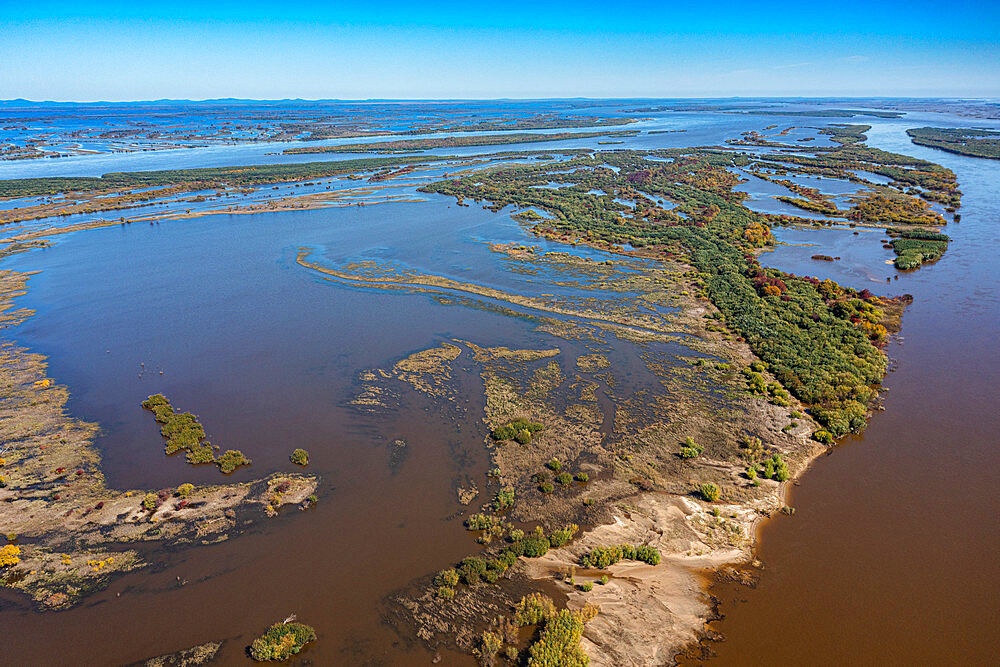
[{"xmin": 141, "ymin": 394, "xmax": 251, "ymax": 473}]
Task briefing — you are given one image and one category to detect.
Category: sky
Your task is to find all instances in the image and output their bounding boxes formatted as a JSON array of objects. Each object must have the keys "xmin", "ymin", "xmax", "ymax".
[{"xmin": 1, "ymin": 0, "xmax": 998, "ymax": 101}]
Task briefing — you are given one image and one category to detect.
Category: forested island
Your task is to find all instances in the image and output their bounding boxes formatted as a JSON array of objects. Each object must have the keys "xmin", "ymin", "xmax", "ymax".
[
  {"xmin": 907, "ymin": 126, "xmax": 1000, "ymax": 159},
  {"xmin": 283, "ymin": 130, "xmax": 636, "ymax": 154}
]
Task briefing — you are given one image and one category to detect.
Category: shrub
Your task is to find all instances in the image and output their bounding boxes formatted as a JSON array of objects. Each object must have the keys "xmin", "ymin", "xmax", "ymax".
[
  {"xmin": 526, "ymin": 608, "xmax": 591, "ymax": 666},
  {"xmin": 539, "ymin": 482, "xmax": 554, "ymax": 494},
  {"xmin": 762, "ymin": 453, "xmax": 790, "ymax": 481},
  {"xmin": 142, "ymin": 493, "xmax": 158, "ymax": 511},
  {"xmin": 491, "ymin": 418, "xmax": 544, "ymax": 443},
  {"xmin": 635, "ymin": 547, "xmax": 660, "ymax": 565},
  {"xmin": 249, "ymin": 622, "xmax": 316, "ymax": 662},
  {"xmin": 437, "ymin": 586, "xmax": 455, "ymax": 600},
  {"xmin": 177, "ymin": 483, "xmax": 194, "ymax": 498},
  {"xmin": 435, "ymin": 568, "xmax": 460, "ymax": 587},
  {"xmin": 513, "ymin": 592, "xmax": 556, "ymax": 627},
  {"xmin": 493, "ymin": 487, "xmax": 515, "ymax": 511},
  {"xmin": 290, "ymin": 448, "xmax": 309, "ymax": 466},
  {"xmin": 555, "ymin": 472, "xmax": 573, "ymax": 485},
  {"xmin": 574, "ymin": 472, "xmax": 589, "ymax": 482},
  {"xmin": 480, "ymin": 630, "xmax": 503, "ymax": 658},
  {"xmin": 549, "ymin": 524, "xmax": 578, "ymax": 548},
  {"xmin": 497, "ymin": 550, "xmax": 519, "ymax": 569},
  {"xmin": 745, "ymin": 466, "xmax": 757, "ymax": 480},
  {"xmin": 699, "ymin": 483, "xmax": 721, "ymax": 502},
  {"xmin": 186, "ymin": 444, "xmax": 216, "ymax": 465},
  {"xmin": 459, "ymin": 557, "xmax": 488, "ymax": 585},
  {"xmin": 466, "ymin": 513, "xmax": 500, "ymax": 531},
  {"xmin": 598, "ymin": 575, "xmax": 609, "ymax": 585},
  {"xmin": 740, "ymin": 435, "xmax": 764, "ymax": 464},
  {"xmin": 767, "ymin": 382, "xmax": 791, "ymax": 406},
  {"xmin": 679, "ymin": 436, "xmax": 705, "ymax": 459},
  {"xmin": 546, "ymin": 458, "xmax": 562, "ymax": 472},
  {"xmin": 509, "ymin": 528, "xmax": 525, "ymax": 542},
  {"xmin": 580, "ymin": 582, "xmax": 594, "ymax": 592},
  {"xmin": 0, "ymin": 544, "xmax": 20, "ymax": 568},
  {"xmin": 521, "ymin": 535, "xmax": 551, "ymax": 558},
  {"xmin": 581, "ymin": 544, "xmax": 660, "ymax": 568},
  {"xmin": 813, "ymin": 429, "xmax": 834, "ymax": 444},
  {"xmin": 217, "ymin": 449, "xmax": 251, "ymax": 474}
]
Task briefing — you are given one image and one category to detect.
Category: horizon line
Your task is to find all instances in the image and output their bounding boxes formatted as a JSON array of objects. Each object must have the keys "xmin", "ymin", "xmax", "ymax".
[{"xmin": 2, "ymin": 95, "xmax": 999, "ymax": 106}]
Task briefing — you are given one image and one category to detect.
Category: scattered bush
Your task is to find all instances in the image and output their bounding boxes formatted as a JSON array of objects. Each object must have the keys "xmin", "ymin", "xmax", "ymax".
[
  {"xmin": 249, "ymin": 622, "xmax": 316, "ymax": 662},
  {"xmin": 813, "ymin": 429, "xmax": 834, "ymax": 444},
  {"xmin": 491, "ymin": 418, "xmax": 544, "ymax": 443},
  {"xmin": 497, "ymin": 550, "xmax": 519, "ymax": 569},
  {"xmin": 437, "ymin": 586, "xmax": 455, "ymax": 601},
  {"xmin": 546, "ymin": 458, "xmax": 562, "ymax": 472},
  {"xmin": 580, "ymin": 582, "xmax": 594, "ymax": 592},
  {"xmin": 699, "ymin": 482, "xmax": 721, "ymax": 502},
  {"xmin": 513, "ymin": 592, "xmax": 556, "ymax": 627},
  {"xmin": 217, "ymin": 449, "xmax": 251, "ymax": 474},
  {"xmin": 480, "ymin": 630, "xmax": 503, "ymax": 658},
  {"xmin": 548, "ymin": 524, "xmax": 579, "ymax": 548},
  {"xmin": 555, "ymin": 472, "xmax": 573, "ymax": 485},
  {"xmin": 761, "ymin": 454, "xmax": 790, "ymax": 482},
  {"xmin": 142, "ymin": 493, "xmax": 158, "ymax": 511},
  {"xmin": 526, "ymin": 607, "xmax": 596, "ymax": 666},
  {"xmin": 574, "ymin": 472, "xmax": 589, "ymax": 482},
  {"xmin": 466, "ymin": 513, "xmax": 501, "ymax": 531},
  {"xmin": 580, "ymin": 544, "xmax": 660, "ymax": 568},
  {"xmin": 521, "ymin": 535, "xmax": 551, "ymax": 558},
  {"xmin": 435, "ymin": 568, "xmax": 460, "ymax": 588},
  {"xmin": 459, "ymin": 557, "xmax": 488, "ymax": 585},
  {"xmin": 539, "ymin": 482, "xmax": 554, "ymax": 494},
  {"xmin": 493, "ymin": 487, "xmax": 515, "ymax": 511},
  {"xmin": 176, "ymin": 483, "xmax": 194, "ymax": 498},
  {"xmin": 679, "ymin": 436, "xmax": 705, "ymax": 459},
  {"xmin": 0, "ymin": 544, "xmax": 20, "ymax": 568},
  {"xmin": 289, "ymin": 448, "xmax": 309, "ymax": 466}
]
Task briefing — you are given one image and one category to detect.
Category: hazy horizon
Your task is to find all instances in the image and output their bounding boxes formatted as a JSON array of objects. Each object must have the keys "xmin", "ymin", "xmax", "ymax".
[{"xmin": 2, "ymin": 95, "xmax": 999, "ymax": 105}]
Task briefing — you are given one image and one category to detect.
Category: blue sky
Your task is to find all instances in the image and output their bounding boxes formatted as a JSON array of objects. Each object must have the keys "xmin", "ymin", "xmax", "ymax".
[{"xmin": 2, "ymin": 0, "xmax": 998, "ymax": 100}]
